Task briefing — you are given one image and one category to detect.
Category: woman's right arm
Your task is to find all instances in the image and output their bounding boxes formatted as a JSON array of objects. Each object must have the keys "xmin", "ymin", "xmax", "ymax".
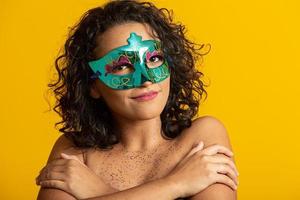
[
  {"xmin": 36, "ymin": 135, "xmax": 181, "ymax": 200},
  {"xmin": 37, "ymin": 135, "xmax": 78, "ymax": 200},
  {"xmin": 36, "ymin": 134, "xmax": 180, "ymax": 199},
  {"xmin": 37, "ymin": 135, "xmax": 116, "ymax": 200}
]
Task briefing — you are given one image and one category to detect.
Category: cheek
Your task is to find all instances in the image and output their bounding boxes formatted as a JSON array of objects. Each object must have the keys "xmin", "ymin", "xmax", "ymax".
[
  {"xmin": 158, "ymin": 77, "xmax": 170, "ymax": 106},
  {"xmin": 98, "ymin": 86, "xmax": 129, "ymax": 111},
  {"xmin": 161, "ymin": 77, "xmax": 170, "ymax": 96},
  {"xmin": 102, "ymin": 94, "xmax": 131, "ymax": 118}
]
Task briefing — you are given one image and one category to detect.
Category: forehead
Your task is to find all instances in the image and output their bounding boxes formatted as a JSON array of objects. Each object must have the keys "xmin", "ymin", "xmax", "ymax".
[{"xmin": 93, "ymin": 22, "xmax": 159, "ymax": 58}]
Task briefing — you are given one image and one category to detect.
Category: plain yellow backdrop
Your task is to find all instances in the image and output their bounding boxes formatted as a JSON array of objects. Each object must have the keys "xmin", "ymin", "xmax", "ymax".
[{"xmin": 1, "ymin": 0, "xmax": 299, "ymax": 199}]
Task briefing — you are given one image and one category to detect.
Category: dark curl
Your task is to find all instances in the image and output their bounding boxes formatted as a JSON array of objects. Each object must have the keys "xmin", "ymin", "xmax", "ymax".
[{"xmin": 47, "ymin": 0, "xmax": 210, "ymax": 150}]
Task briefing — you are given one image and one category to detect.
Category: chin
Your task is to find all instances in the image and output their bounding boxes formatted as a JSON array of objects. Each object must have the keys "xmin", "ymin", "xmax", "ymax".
[
  {"xmin": 130, "ymin": 106, "xmax": 164, "ymax": 120},
  {"xmin": 135, "ymin": 113, "xmax": 160, "ymax": 120}
]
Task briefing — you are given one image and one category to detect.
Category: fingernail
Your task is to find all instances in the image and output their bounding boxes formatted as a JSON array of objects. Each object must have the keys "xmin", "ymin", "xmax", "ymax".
[{"xmin": 61, "ymin": 153, "xmax": 70, "ymax": 157}]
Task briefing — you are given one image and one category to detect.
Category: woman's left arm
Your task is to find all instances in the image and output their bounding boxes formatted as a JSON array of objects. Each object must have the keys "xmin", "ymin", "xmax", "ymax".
[{"xmin": 188, "ymin": 116, "xmax": 238, "ymax": 200}]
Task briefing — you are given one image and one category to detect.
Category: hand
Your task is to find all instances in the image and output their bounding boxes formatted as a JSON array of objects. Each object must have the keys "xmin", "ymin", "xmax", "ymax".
[
  {"xmin": 36, "ymin": 153, "xmax": 119, "ymax": 199},
  {"xmin": 165, "ymin": 141, "xmax": 239, "ymax": 198}
]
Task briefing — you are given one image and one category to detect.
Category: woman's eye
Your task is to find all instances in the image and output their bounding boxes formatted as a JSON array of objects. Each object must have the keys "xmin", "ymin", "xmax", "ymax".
[
  {"xmin": 113, "ymin": 65, "xmax": 126, "ymax": 71},
  {"xmin": 111, "ymin": 63, "xmax": 134, "ymax": 74},
  {"xmin": 146, "ymin": 55, "xmax": 164, "ymax": 68},
  {"xmin": 149, "ymin": 55, "xmax": 163, "ymax": 62}
]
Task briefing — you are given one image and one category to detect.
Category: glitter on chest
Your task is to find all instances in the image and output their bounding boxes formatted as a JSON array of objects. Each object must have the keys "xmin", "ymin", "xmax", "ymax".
[{"xmin": 96, "ymin": 145, "xmax": 176, "ymax": 191}]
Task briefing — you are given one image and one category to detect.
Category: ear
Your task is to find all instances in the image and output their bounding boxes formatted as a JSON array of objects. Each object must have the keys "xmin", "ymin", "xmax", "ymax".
[{"xmin": 90, "ymin": 82, "xmax": 102, "ymax": 99}]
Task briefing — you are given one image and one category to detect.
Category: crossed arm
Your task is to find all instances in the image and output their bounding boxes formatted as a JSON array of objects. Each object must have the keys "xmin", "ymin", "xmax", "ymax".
[
  {"xmin": 189, "ymin": 116, "xmax": 238, "ymax": 200},
  {"xmin": 37, "ymin": 116, "xmax": 237, "ymax": 200}
]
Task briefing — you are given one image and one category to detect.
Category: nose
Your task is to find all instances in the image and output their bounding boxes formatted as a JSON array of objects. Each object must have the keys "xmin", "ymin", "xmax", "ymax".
[{"xmin": 140, "ymin": 80, "xmax": 153, "ymax": 88}]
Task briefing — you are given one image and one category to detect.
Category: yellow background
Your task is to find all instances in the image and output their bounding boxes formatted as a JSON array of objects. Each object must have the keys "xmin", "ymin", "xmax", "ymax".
[{"xmin": 1, "ymin": 0, "xmax": 299, "ymax": 199}]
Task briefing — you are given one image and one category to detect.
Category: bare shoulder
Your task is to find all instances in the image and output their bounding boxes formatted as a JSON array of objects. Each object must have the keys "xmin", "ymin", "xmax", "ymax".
[
  {"xmin": 185, "ymin": 115, "xmax": 237, "ymax": 200},
  {"xmin": 37, "ymin": 135, "xmax": 86, "ymax": 200},
  {"xmin": 46, "ymin": 134, "xmax": 86, "ymax": 164},
  {"xmin": 182, "ymin": 115, "xmax": 233, "ymax": 151}
]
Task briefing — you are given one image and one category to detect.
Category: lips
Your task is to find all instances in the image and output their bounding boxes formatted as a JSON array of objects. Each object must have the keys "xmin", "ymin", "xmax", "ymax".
[{"xmin": 131, "ymin": 90, "xmax": 158, "ymax": 99}]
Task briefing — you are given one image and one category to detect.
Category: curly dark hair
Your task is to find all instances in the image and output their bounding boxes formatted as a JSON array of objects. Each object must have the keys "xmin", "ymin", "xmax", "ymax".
[{"xmin": 47, "ymin": 0, "xmax": 210, "ymax": 150}]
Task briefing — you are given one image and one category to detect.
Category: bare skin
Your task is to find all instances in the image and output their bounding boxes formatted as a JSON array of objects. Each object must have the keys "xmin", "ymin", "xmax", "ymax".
[
  {"xmin": 85, "ymin": 129, "xmax": 187, "ymax": 191},
  {"xmin": 37, "ymin": 22, "xmax": 238, "ymax": 199},
  {"xmin": 85, "ymin": 115, "xmax": 238, "ymax": 197},
  {"xmin": 37, "ymin": 116, "xmax": 238, "ymax": 199}
]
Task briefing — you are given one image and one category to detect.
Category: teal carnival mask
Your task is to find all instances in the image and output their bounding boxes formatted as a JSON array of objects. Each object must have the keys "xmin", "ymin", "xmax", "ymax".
[{"xmin": 88, "ymin": 32, "xmax": 171, "ymax": 90}]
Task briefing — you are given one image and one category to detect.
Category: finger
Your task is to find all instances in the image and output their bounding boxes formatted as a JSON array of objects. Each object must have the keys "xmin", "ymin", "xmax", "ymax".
[
  {"xmin": 48, "ymin": 165, "xmax": 67, "ymax": 173},
  {"xmin": 61, "ymin": 153, "xmax": 86, "ymax": 166},
  {"xmin": 39, "ymin": 180, "xmax": 67, "ymax": 191},
  {"xmin": 177, "ymin": 141, "xmax": 204, "ymax": 168},
  {"xmin": 44, "ymin": 159, "xmax": 70, "ymax": 169},
  {"xmin": 36, "ymin": 160, "xmax": 69, "ymax": 185},
  {"xmin": 38, "ymin": 165, "xmax": 66, "ymax": 181},
  {"xmin": 38, "ymin": 161, "xmax": 67, "ymax": 178},
  {"xmin": 37, "ymin": 166, "xmax": 67, "ymax": 178},
  {"xmin": 187, "ymin": 141, "xmax": 204, "ymax": 157},
  {"xmin": 200, "ymin": 144, "xmax": 233, "ymax": 157},
  {"xmin": 212, "ymin": 163, "xmax": 238, "ymax": 186},
  {"xmin": 37, "ymin": 171, "xmax": 67, "ymax": 185},
  {"xmin": 37, "ymin": 167, "xmax": 49, "ymax": 181},
  {"xmin": 36, "ymin": 165, "xmax": 66, "ymax": 184},
  {"xmin": 215, "ymin": 173, "xmax": 237, "ymax": 190},
  {"xmin": 207, "ymin": 154, "xmax": 239, "ymax": 176},
  {"xmin": 61, "ymin": 153, "xmax": 80, "ymax": 161}
]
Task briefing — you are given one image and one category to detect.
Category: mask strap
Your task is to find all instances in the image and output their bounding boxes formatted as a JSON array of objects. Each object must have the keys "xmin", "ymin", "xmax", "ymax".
[{"xmin": 90, "ymin": 70, "xmax": 101, "ymax": 80}]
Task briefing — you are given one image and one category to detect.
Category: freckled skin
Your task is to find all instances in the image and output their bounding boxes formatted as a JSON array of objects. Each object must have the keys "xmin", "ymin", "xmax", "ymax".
[{"xmin": 86, "ymin": 138, "xmax": 187, "ymax": 191}]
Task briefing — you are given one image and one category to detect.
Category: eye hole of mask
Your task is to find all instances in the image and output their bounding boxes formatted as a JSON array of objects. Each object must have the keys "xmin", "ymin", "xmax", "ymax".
[
  {"xmin": 106, "ymin": 55, "xmax": 135, "ymax": 75},
  {"xmin": 145, "ymin": 50, "xmax": 165, "ymax": 68}
]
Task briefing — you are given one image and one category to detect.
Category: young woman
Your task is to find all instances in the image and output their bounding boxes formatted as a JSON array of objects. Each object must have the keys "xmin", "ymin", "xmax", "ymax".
[{"xmin": 36, "ymin": 1, "xmax": 239, "ymax": 199}]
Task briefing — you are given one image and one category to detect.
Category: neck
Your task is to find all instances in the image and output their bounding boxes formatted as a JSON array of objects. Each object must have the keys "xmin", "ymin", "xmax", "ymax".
[{"xmin": 112, "ymin": 114, "xmax": 169, "ymax": 152}]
